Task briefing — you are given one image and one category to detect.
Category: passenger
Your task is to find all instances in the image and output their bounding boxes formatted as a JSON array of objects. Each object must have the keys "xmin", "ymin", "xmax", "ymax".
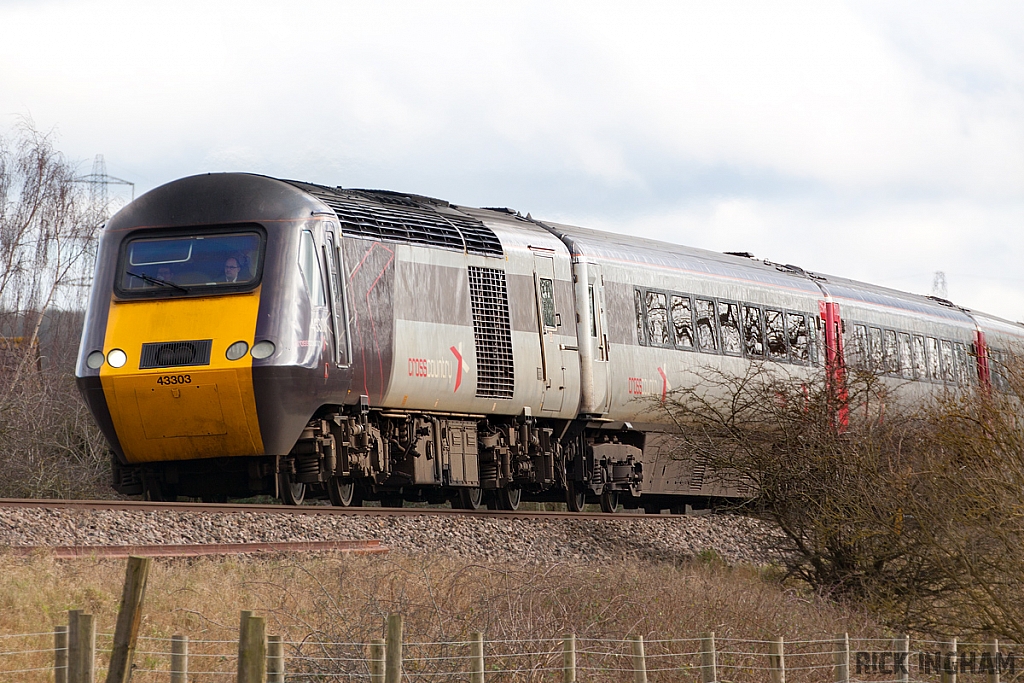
[{"xmin": 222, "ymin": 257, "xmax": 242, "ymax": 283}]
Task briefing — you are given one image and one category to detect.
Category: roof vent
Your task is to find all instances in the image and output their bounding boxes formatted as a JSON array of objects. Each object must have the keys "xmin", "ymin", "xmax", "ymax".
[{"xmin": 285, "ymin": 181, "xmax": 503, "ymax": 257}]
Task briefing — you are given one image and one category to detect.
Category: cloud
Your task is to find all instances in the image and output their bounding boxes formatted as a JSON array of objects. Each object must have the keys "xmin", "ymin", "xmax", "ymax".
[{"xmin": 0, "ymin": 0, "xmax": 1021, "ymax": 320}]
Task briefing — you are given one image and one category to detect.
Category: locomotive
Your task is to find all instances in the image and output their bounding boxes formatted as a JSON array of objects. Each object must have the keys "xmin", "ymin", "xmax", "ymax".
[{"xmin": 75, "ymin": 173, "xmax": 1024, "ymax": 510}]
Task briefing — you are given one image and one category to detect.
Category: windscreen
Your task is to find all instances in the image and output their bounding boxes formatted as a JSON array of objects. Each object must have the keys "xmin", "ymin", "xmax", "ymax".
[{"xmin": 119, "ymin": 231, "xmax": 262, "ymax": 294}]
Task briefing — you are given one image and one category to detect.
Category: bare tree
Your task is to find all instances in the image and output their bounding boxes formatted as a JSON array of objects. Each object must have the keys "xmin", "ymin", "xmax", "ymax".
[{"xmin": 0, "ymin": 121, "xmax": 108, "ymax": 498}]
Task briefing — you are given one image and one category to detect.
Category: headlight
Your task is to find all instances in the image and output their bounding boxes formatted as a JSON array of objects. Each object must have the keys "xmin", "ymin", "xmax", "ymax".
[
  {"xmin": 86, "ymin": 351, "xmax": 105, "ymax": 369},
  {"xmin": 226, "ymin": 341, "xmax": 249, "ymax": 361},
  {"xmin": 251, "ymin": 340, "xmax": 276, "ymax": 360},
  {"xmin": 107, "ymin": 349, "xmax": 127, "ymax": 368}
]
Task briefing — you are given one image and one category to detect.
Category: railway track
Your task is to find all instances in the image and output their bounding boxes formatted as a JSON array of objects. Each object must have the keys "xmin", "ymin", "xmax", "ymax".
[
  {"xmin": 0, "ymin": 498, "xmax": 653, "ymax": 521},
  {"xmin": 10, "ymin": 539, "xmax": 386, "ymax": 558},
  {"xmin": 0, "ymin": 498, "xmax": 769, "ymax": 567}
]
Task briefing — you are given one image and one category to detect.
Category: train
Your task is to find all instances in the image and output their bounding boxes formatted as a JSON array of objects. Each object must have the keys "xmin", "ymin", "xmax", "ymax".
[{"xmin": 75, "ymin": 173, "xmax": 1024, "ymax": 511}]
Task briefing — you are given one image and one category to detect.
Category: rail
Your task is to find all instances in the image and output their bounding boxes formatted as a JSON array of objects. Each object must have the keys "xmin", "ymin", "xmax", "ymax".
[{"xmin": 0, "ymin": 497, "xmax": 658, "ymax": 520}]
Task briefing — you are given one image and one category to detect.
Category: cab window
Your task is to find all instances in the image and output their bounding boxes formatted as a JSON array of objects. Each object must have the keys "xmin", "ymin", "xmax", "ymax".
[{"xmin": 118, "ymin": 230, "xmax": 262, "ymax": 295}]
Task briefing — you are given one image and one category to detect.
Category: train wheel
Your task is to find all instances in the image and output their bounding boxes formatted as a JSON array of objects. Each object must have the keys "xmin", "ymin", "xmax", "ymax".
[
  {"xmin": 565, "ymin": 481, "xmax": 586, "ymax": 513},
  {"xmin": 495, "ymin": 485, "xmax": 521, "ymax": 511},
  {"xmin": 327, "ymin": 477, "xmax": 362, "ymax": 507},
  {"xmin": 279, "ymin": 473, "xmax": 306, "ymax": 506},
  {"xmin": 380, "ymin": 493, "xmax": 404, "ymax": 508},
  {"xmin": 453, "ymin": 487, "xmax": 484, "ymax": 510},
  {"xmin": 600, "ymin": 489, "xmax": 619, "ymax": 513},
  {"xmin": 142, "ymin": 477, "xmax": 174, "ymax": 502}
]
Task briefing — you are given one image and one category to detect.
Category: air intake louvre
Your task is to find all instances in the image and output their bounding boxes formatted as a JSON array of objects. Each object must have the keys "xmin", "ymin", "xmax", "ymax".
[
  {"xmin": 139, "ymin": 340, "xmax": 213, "ymax": 369},
  {"xmin": 285, "ymin": 181, "xmax": 504, "ymax": 257},
  {"xmin": 468, "ymin": 266, "xmax": 515, "ymax": 399}
]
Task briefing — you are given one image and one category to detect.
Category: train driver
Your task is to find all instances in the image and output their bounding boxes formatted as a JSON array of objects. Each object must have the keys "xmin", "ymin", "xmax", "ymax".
[{"xmin": 222, "ymin": 257, "xmax": 242, "ymax": 283}]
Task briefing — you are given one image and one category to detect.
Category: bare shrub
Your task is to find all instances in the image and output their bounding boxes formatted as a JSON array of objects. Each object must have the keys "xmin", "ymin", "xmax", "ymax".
[
  {"xmin": 0, "ymin": 122, "xmax": 109, "ymax": 498},
  {"xmin": 895, "ymin": 350, "xmax": 1024, "ymax": 638},
  {"xmin": 658, "ymin": 356, "xmax": 1024, "ymax": 641}
]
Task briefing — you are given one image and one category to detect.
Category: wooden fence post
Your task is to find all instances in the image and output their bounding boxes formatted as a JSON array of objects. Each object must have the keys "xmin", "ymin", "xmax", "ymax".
[
  {"xmin": 369, "ymin": 638, "xmax": 385, "ymax": 683},
  {"xmin": 769, "ymin": 636, "xmax": 785, "ymax": 683},
  {"xmin": 54, "ymin": 625, "xmax": 68, "ymax": 683},
  {"xmin": 170, "ymin": 635, "xmax": 188, "ymax": 683},
  {"xmin": 469, "ymin": 631, "xmax": 484, "ymax": 683},
  {"xmin": 940, "ymin": 637, "xmax": 957, "ymax": 683},
  {"xmin": 105, "ymin": 556, "xmax": 152, "ymax": 683},
  {"xmin": 630, "ymin": 635, "xmax": 647, "ymax": 683},
  {"xmin": 237, "ymin": 611, "xmax": 267, "ymax": 683},
  {"xmin": 68, "ymin": 610, "xmax": 81, "ymax": 683},
  {"xmin": 385, "ymin": 614, "xmax": 402, "ymax": 683},
  {"xmin": 896, "ymin": 635, "xmax": 909, "ymax": 683},
  {"xmin": 78, "ymin": 613, "xmax": 96, "ymax": 683},
  {"xmin": 468, "ymin": 630, "xmax": 485, "ymax": 683},
  {"xmin": 267, "ymin": 635, "xmax": 284, "ymax": 683},
  {"xmin": 988, "ymin": 638, "xmax": 999, "ymax": 683},
  {"xmin": 562, "ymin": 634, "xmax": 576, "ymax": 683},
  {"xmin": 701, "ymin": 631, "xmax": 716, "ymax": 683},
  {"xmin": 833, "ymin": 633, "xmax": 849, "ymax": 683}
]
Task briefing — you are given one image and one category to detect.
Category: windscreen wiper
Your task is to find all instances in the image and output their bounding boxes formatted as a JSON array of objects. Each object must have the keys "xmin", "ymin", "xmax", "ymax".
[{"xmin": 126, "ymin": 270, "xmax": 189, "ymax": 293}]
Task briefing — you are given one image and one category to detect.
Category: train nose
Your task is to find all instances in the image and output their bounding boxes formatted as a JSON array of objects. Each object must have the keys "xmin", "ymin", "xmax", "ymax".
[
  {"xmin": 100, "ymin": 339, "xmax": 266, "ymax": 458},
  {"xmin": 97, "ymin": 293, "xmax": 266, "ymax": 464}
]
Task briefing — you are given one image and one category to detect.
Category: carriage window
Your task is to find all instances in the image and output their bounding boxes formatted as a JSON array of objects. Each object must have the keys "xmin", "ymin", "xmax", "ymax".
[
  {"xmin": 634, "ymin": 289, "xmax": 645, "ymax": 345},
  {"xmin": 954, "ymin": 342, "xmax": 970, "ymax": 385},
  {"xmin": 720, "ymin": 302, "xmax": 742, "ymax": 354},
  {"xmin": 897, "ymin": 333, "xmax": 913, "ymax": 379},
  {"xmin": 742, "ymin": 305, "xmax": 764, "ymax": 357},
  {"xmin": 298, "ymin": 230, "xmax": 326, "ymax": 306},
  {"xmin": 941, "ymin": 340, "xmax": 955, "ymax": 382},
  {"xmin": 925, "ymin": 337, "xmax": 940, "ymax": 380},
  {"xmin": 912, "ymin": 335, "xmax": 926, "ymax": 380},
  {"xmin": 991, "ymin": 350, "xmax": 1008, "ymax": 392},
  {"xmin": 671, "ymin": 295, "xmax": 694, "ymax": 349},
  {"xmin": 119, "ymin": 230, "xmax": 263, "ymax": 295},
  {"xmin": 695, "ymin": 299, "xmax": 719, "ymax": 351},
  {"xmin": 809, "ymin": 319, "xmax": 820, "ymax": 365},
  {"xmin": 645, "ymin": 291, "xmax": 670, "ymax": 346},
  {"xmin": 539, "ymin": 278, "xmax": 556, "ymax": 328},
  {"xmin": 869, "ymin": 328, "xmax": 884, "ymax": 372},
  {"xmin": 883, "ymin": 330, "xmax": 899, "ymax": 375},
  {"xmin": 765, "ymin": 310, "xmax": 787, "ymax": 360},
  {"xmin": 588, "ymin": 286, "xmax": 598, "ymax": 337},
  {"xmin": 787, "ymin": 313, "xmax": 809, "ymax": 362},
  {"xmin": 850, "ymin": 325, "xmax": 868, "ymax": 369}
]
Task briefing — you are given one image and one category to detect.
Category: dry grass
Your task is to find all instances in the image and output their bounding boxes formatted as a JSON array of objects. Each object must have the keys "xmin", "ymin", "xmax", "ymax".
[{"xmin": 0, "ymin": 551, "xmax": 885, "ymax": 681}]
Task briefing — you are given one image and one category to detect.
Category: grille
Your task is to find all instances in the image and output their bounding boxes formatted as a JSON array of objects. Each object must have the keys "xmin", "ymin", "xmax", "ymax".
[
  {"xmin": 139, "ymin": 340, "xmax": 213, "ymax": 369},
  {"xmin": 285, "ymin": 181, "xmax": 504, "ymax": 257},
  {"xmin": 468, "ymin": 266, "xmax": 515, "ymax": 399}
]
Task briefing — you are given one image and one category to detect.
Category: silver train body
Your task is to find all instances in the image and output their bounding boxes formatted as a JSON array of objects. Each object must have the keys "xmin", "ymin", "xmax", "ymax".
[{"xmin": 75, "ymin": 174, "xmax": 1024, "ymax": 510}]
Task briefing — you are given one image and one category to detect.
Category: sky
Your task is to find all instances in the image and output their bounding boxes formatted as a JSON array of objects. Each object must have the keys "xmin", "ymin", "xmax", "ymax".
[{"xmin": 1, "ymin": 0, "xmax": 1022, "ymax": 321}]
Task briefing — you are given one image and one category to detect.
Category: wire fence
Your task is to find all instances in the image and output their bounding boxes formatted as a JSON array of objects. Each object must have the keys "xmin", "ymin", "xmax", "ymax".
[{"xmin": 2, "ymin": 619, "xmax": 1020, "ymax": 683}]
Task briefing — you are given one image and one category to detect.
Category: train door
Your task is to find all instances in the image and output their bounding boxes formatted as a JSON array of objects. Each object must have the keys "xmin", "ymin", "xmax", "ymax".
[
  {"xmin": 533, "ymin": 252, "xmax": 565, "ymax": 412},
  {"xmin": 590, "ymin": 267, "xmax": 612, "ymax": 412},
  {"xmin": 573, "ymin": 260, "xmax": 611, "ymax": 414},
  {"xmin": 819, "ymin": 299, "xmax": 848, "ymax": 429},
  {"xmin": 298, "ymin": 227, "xmax": 332, "ymax": 366},
  {"xmin": 323, "ymin": 224, "xmax": 351, "ymax": 366}
]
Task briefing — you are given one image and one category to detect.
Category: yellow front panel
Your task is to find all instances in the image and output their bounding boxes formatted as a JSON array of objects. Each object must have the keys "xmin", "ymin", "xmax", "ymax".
[{"xmin": 99, "ymin": 290, "xmax": 265, "ymax": 463}]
